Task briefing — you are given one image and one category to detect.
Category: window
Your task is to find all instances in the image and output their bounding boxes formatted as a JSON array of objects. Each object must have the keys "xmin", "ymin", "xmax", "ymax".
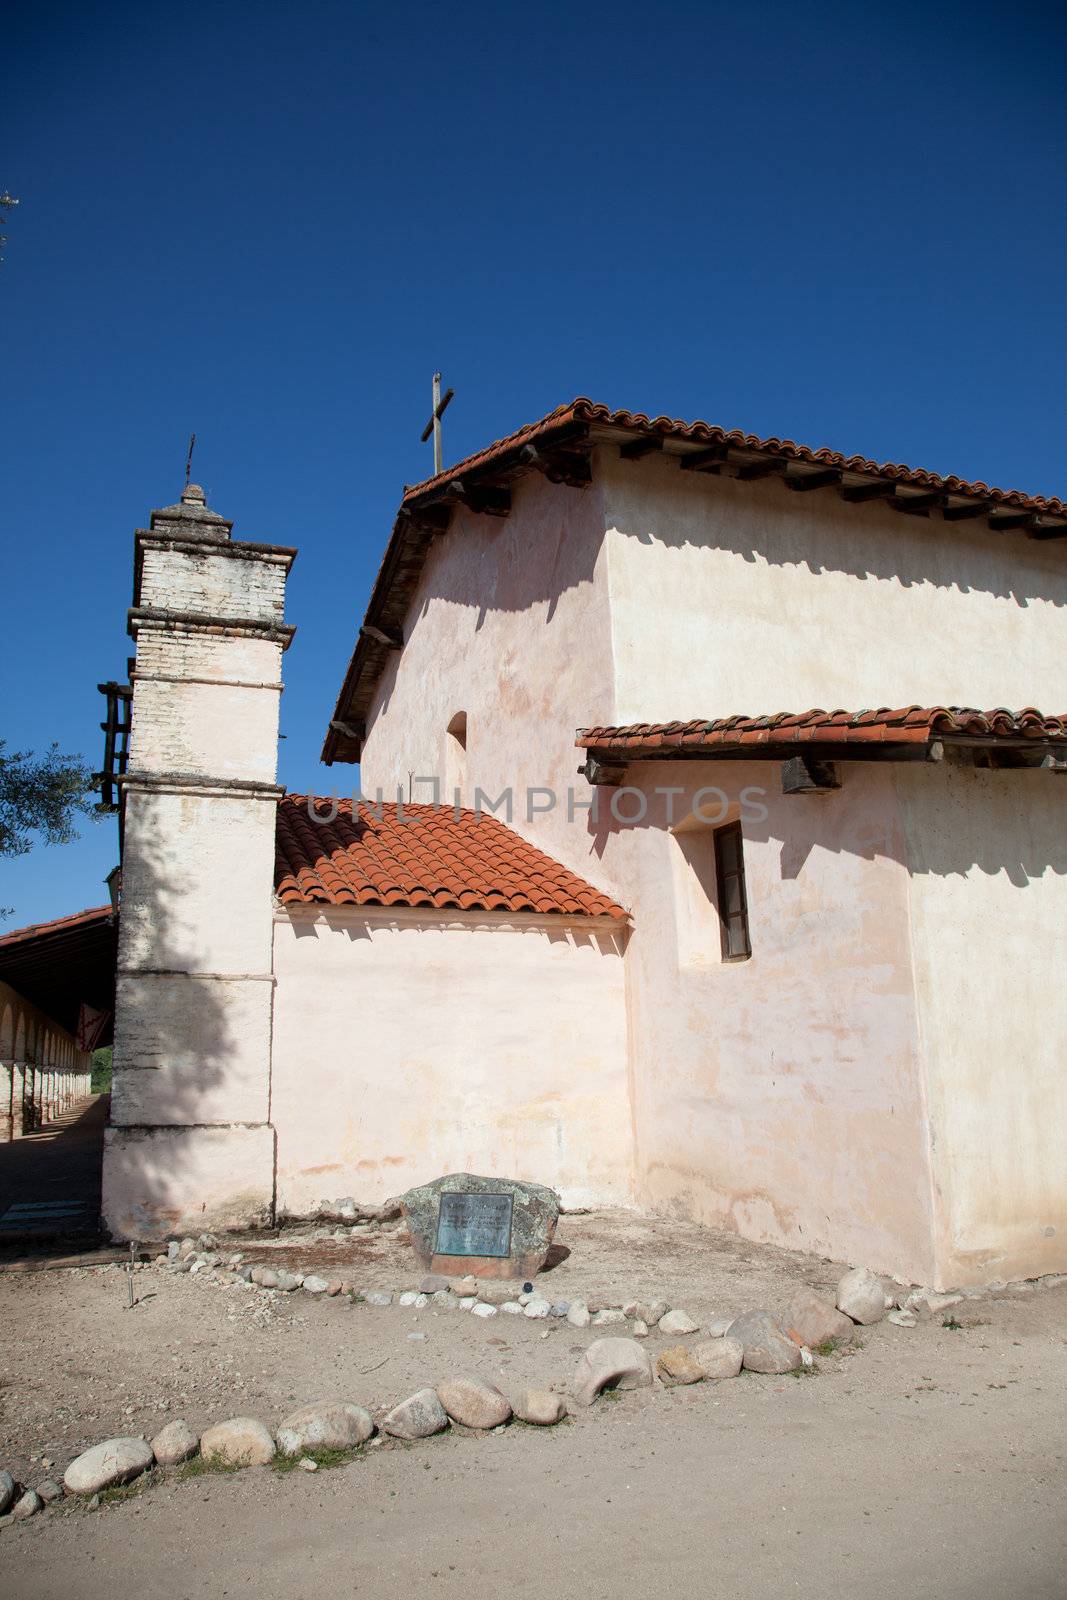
[{"xmin": 714, "ymin": 821, "xmax": 751, "ymax": 961}]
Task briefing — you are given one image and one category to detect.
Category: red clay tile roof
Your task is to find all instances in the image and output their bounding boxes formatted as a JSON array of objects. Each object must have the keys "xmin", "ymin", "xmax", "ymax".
[
  {"xmin": 324, "ymin": 399, "xmax": 1067, "ymax": 766},
  {"xmin": 275, "ymin": 795, "xmax": 626, "ymax": 920},
  {"xmin": 0, "ymin": 905, "xmax": 114, "ymax": 949},
  {"xmin": 406, "ymin": 399, "xmax": 1067, "ymax": 517},
  {"xmin": 579, "ymin": 707, "xmax": 1067, "ymax": 757},
  {"xmin": 0, "ymin": 906, "xmax": 117, "ymax": 1040}
]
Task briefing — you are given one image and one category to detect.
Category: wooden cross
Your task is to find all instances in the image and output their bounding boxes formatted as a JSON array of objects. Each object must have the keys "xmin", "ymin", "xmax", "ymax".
[{"xmin": 420, "ymin": 373, "xmax": 455, "ymax": 476}]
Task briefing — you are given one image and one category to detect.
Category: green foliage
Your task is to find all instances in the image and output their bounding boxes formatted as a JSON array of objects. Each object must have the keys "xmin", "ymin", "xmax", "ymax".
[
  {"xmin": 0, "ymin": 740, "xmax": 96, "ymax": 859},
  {"xmin": 91, "ymin": 1046, "xmax": 113, "ymax": 1093},
  {"xmin": 173, "ymin": 1454, "xmax": 243, "ymax": 1481},
  {"xmin": 272, "ymin": 1445, "xmax": 363, "ymax": 1474},
  {"xmin": 95, "ymin": 1469, "xmax": 158, "ymax": 1504}
]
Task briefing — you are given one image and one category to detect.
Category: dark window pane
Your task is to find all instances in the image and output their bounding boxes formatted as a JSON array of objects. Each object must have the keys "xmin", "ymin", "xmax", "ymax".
[{"xmin": 714, "ymin": 822, "xmax": 751, "ymax": 962}]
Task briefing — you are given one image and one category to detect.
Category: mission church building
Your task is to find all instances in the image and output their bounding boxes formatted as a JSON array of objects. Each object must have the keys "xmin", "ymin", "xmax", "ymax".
[{"xmin": 100, "ymin": 399, "xmax": 1067, "ymax": 1293}]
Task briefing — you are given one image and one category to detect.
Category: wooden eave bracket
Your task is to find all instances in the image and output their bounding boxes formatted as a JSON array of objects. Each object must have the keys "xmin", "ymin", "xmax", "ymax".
[
  {"xmin": 780, "ymin": 755, "xmax": 841, "ymax": 794},
  {"xmin": 578, "ymin": 754, "xmax": 626, "ymax": 787},
  {"xmin": 360, "ymin": 623, "xmax": 403, "ymax": 650},
  {"xmin": 440, "ymin": 478, "xmax": 512, "ymax": 518},
  {"xmin": 611, "ymin": 429, "xmax": 1066, "ymax": 537},
  {"xmin": 519, "ymin": 442, "xmax": 594, "ymax": 487}
]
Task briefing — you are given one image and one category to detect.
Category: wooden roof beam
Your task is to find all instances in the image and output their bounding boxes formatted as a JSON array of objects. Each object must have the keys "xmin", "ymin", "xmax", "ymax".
[
  {"xmin": 440, "ymin": 478, "xmax": 512, "ymax": 517},
  {"xmin": 520, "ymin": 442, "xmax": 593, "ymax": 488},
  {"xmin": 679, "ymin": 441, "xmax": 731, "ymax": 472},
  {"xmin": 941, "ymin": 500, "xmax": 988, "ymax": 522},
  {"xmin": 618, "ymin": 436, "xmax": 663, "ymax": 460},
  {"xmin": 397, "ymin": 502, "xmax": 452, "ymax": 535},
  {"xmin": 734, "ymin": 455, "xmax": 788, "ymax": 481},
  {"xmin": 784, "ymin": 466, "xmax": 843, "ymax": 493},
  {"xmin": 840, "ymin": 478, "xmax": 898, "ymax": 504},
  {"xmin": 987, "ymin": 509, "xmax": 1038, "ymax": 533},
  {"xmin": 329, "ymin": 718, "xmax": 365, "ymax": 742},
  {"xmin": 889, "ymin": 488, "xmax": 946, "ymax": 517},
  {"xmin": 359, "ymin": 623, "xmax": 403, "ymax": 650}
]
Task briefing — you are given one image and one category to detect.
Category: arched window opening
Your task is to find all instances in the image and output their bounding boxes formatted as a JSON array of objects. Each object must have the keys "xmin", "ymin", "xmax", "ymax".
[{"xmin": 445, "ymin": 712, "xmax": 468, "ymax": 805}]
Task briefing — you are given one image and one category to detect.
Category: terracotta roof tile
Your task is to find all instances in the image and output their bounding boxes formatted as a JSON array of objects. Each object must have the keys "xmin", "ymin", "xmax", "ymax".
[
  {"xmin": 324, "ymin": 398, "xmax": 1067, "ymax": 766},
  {"xmin": 578, "ymin": 707, "xmax": 1067, "ymax": 757},
  {"xmin": 0, "ymin": 905, "xmax": 113, "ymax": 950},
  {"xmin": 406, "ymin": 400, "xmax": 1067, "ymax": 516},
  {"xmin": 275, "ymin": 796, "xmax": 626, "ymax": 921}
]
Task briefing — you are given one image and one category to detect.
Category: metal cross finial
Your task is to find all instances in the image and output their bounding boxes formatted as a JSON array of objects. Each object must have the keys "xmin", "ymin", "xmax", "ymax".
[
  {"xmin": 420, "ymin": 373, "xmax": 455, "ymax": 476},
  {"xmin": 185, "ymin": 433, "xmax": 197, "ymax": 485}
]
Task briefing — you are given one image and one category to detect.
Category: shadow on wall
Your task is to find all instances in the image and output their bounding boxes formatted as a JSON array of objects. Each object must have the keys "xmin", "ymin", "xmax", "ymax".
[
  {"xmin": 584, "ymin": 757, "xmax": 1067, "ymax": 889},
  {"xmin": 609, "ymin": 453, "xmax": 1067, "ymax": 610},
  {"xmin": 373, "ymin": 477, "xmax": 608, "ymax": 724},
  {"xmin": 107, "ymin": 806, "xmax": 244, "ymax": 1237},
  {"xmin": 289, "ymin": 907, "xmax": 627, "ymax": 959}
]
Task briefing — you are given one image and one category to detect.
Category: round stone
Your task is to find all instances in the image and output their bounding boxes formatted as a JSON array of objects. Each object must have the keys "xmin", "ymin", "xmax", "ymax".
[
  {"xmin": 200, "ymin": 1417, "xmax": 275, "ymax": 1468},
  {"xmin": 436, "ymin": 1377, "xmax": 512, "ymax": 1430},
  {"xmin": 64, "ymin": 1436, "xmax": 155, "ymax": 1496},
  {"xmin": 381, "ymin": 1389, "xmax": 449, "ymax": 1439},
  {"xmin": 513, "ymin": 1388, "xmax": 566, "ymax": 1425},
  {"xmin": 276, "ymin": 1402, "xmax": 373, "ymax": 1456},
  {"xmin": 150, "ymin": 1418, "xmax": 199, "ymax": 1467}
]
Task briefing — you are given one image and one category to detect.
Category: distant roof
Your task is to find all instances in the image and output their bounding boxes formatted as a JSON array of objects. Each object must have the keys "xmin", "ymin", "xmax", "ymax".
[
  {"xmin": 0, "ymin": 906, "xmax": 117, "ymax": 1041},
  {"xmin": 275, "ymin": 796, "xmax": 626, "ymax": 920},
  {"xmin": 323, "ymin": 399, "xmax": 1067, "ymax": 766},
  {"xmin": 578, "ymin": 706, "xmax": 1067, "ymax": 762}
]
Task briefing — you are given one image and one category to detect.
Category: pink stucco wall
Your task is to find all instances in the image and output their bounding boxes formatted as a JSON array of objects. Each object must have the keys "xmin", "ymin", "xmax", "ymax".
[
  {"xmin": 897, "ymin": 762, "xmax": 1067, "ymax": 1287},
  {"xmin": 354, "ymin": 450, "xmax": 1067, "ymax": 1285},
  {"xmin": 270, "ymin": 907, "xmax": 631, "ymax": 1215},
  {"xmin": 585, "ymin": 762, "xmax": 938, "ymax": 1284}
]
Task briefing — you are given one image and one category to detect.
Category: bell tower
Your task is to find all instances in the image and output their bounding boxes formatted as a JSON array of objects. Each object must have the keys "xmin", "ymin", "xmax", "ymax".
[{"xmin": 101, "ymin": 482, "xmax": 296, "ymax": 1239}]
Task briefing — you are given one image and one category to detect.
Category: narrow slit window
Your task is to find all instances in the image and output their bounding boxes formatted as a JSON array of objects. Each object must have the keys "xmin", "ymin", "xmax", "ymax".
[{"xmin": 714, "ymin": 821, "xmax": 751, "ymax": 961}]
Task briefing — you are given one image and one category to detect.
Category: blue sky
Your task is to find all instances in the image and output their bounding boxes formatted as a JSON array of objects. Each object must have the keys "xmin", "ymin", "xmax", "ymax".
[{"xmin": 4, "ymin": 0, "xmax": 1065, "ymax": 928}]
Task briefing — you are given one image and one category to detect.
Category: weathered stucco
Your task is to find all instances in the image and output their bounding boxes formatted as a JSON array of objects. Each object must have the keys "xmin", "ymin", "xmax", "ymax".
[
  {"xmin": 355, "ymin": 451, "xmax": 1067, "ymax": 1285},
  {"xmin": 102, "ymin": 1123, "xmax": 275, "ymax": 1239},
  {"xmin": 103, "ymin": 488, "xmax": 293, "ymax": 1241},
  {"xmin": 586, "ymin": 761, "xmax": 939, "ymax": 1285},
  {"xmin": 599, "ymin": 450, "xmax": 1067, "ymax": 721},
  {"xmin": 271, "ymin": 908, "xmax": 631, "ymax": 1215},
  {"xmin": 357, "ymin": 472, "xmax": 619, "ymax": 889},
  {"xmin": 896, "ymin": 761, "xmax": 1067, "ymax": 1287}
]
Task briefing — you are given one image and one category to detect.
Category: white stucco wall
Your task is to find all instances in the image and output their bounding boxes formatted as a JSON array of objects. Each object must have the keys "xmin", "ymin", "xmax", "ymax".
[
  {"xmin": 579, "ymin": 761, "xmax": 938, "ymax": 1284},
  {"xmin": 348, "ymin": 453, "xmax": 1067, "ymax": 1283},
  {"xmin": 270, "ymin": 908, "xmax": 631, "ymax": 1214},
  {"xmin": 896, "ymin": 761, "xmax": 1067, "ymax": 1286},
  {"xmin": 357, "ymin": 474, "xmax": 621, "ymax": 894},
  {"xmin": 600, "ymin": 450, "xmax": 1067, "ymax": 721}
]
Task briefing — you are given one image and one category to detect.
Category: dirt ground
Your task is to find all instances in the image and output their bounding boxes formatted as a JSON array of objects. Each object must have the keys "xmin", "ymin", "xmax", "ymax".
[{"xmin": 2, "ymin": 1211, "xmax": 1065, "ymax": 1599}]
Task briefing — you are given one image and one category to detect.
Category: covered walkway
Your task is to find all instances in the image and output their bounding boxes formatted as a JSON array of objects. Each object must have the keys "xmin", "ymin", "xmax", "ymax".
[{"xmin": 0, "ymin": 1093, "xmax": 106, "ymax": 1248}]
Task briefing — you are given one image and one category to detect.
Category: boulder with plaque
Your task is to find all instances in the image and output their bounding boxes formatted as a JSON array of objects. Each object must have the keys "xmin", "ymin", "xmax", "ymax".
[{"xmin": 399, "ymin": 1172, "xmax": 560, "ymax": 1280}]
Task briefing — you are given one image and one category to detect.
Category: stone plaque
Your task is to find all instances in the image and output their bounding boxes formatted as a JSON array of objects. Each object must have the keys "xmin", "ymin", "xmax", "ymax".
[
  {"xmin": 399, "ymin": 1172, "xmax": 561, "ymax": 1280},
  {"xmin": 435, "ymin": 1191, "xmax": 513, "ymax": 1259}
]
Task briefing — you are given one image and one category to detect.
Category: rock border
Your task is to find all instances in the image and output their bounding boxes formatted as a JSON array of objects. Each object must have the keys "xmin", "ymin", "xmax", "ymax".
[{"xmin": 2, "ymin": 1255, "xmax": 1024, "ymax": 1531}]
